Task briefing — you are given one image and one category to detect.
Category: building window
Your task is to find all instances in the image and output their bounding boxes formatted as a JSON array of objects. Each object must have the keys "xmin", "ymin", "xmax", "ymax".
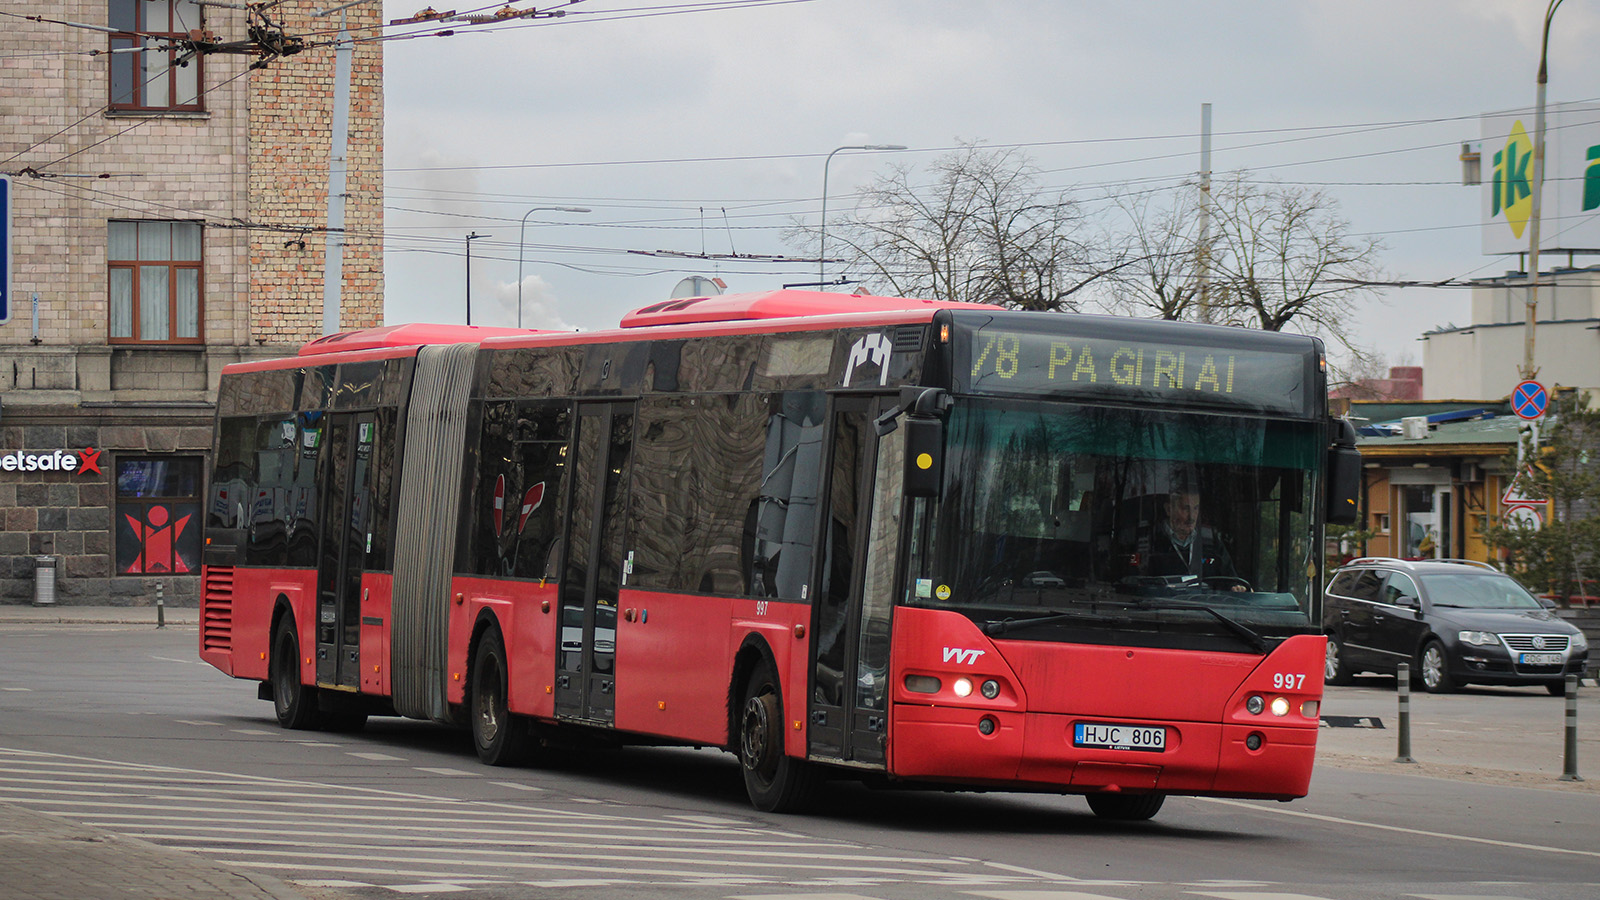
[
  {"xmin": 115, "ymin": 456, "xmax": 203, "ymax": 575},
  {"xmin": 109, "ymin": 220, "xmax": 203, "ymax": 343},
  {"xmin": 108, "ymin": 0, "xmax": 203, "ymax": 111},
  {"xmin": 1374, "ymin": 513, "xmax": 1390, "ymax": 534}
]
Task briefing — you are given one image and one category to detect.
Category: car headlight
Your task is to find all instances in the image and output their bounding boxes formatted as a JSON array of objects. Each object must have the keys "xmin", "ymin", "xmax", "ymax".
[
  {"xmin": 1459, "ymin": 630, "xmax": 1499, "ymax": 647},
  {"xmin": 1573, "ymin": 631, "xmax": 1589, "ymax": 652}
]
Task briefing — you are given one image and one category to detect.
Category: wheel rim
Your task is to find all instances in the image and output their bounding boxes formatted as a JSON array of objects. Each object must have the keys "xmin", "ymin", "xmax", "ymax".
[
  {"xmin": 1422, "ymin": 646, "xmax": 1444, "ymax": 688},
  {"xmin": 475, "ymin": 658, "xmax": 502, "ymax": 744},
  {"xmin": 741, "ymin": 690, "xmax": 779, "ymax": 782},
  {"xmin": 1325, "ymin": 641, "xmax": 1340, "ymax": 680}
]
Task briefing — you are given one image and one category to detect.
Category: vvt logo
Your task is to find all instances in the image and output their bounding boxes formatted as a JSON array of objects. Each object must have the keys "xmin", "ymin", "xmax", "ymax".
[
  {"xmin": 1491, "ymin": 120, "xmax": 1535, "ymax": 238},
  {"xmin": 942, "ymin": 647, "xmax": 986, "ymax": 665}
]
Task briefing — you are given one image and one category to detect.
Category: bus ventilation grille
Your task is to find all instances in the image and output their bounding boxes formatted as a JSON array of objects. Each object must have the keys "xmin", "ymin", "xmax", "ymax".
[{"xmin": 201, "ymin": 566, "xmax": 235, "ymax": 653}]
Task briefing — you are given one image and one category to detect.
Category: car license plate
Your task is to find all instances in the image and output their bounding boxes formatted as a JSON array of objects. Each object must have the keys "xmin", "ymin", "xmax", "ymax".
[
  {"xmin": 1073, "ymin": 722, "xmax": 1166, "ymax": 752},
  {"xmin": 1519, "ymin": 652, "xmax": 1563, "ymax": 666}
]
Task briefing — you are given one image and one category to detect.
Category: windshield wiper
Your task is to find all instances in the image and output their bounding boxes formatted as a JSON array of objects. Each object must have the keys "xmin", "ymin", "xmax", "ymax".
[
  {"xmin": 1133, "ymin": 601, "xmax": 1270, "ymax": 653},
  {"xmin": 983, "ymin": 609, "xmax": 1116, "ymax": 637}
]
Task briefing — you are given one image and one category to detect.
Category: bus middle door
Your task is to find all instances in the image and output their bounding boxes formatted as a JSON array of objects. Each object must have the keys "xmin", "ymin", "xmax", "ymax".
[
  {"xmin": 808, "ymin": 396, "xmax": 899, "ymax": 769},
  {"xmin": 314, "ymin": 412, "xmax": 376, "ymax": 691},
  {"xmin": 555, "ymin": 401, "xmax": 635, "ymax": 726}
]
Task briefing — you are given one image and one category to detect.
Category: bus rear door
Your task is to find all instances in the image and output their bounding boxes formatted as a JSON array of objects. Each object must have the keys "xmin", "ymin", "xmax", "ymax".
[
  {"xmin": 556, "ymin": 400, "xmax": 635, "ymax": 725},
  {"xmin": 314, "ymin": 412, "xmax": 377, "ymax": 691},
  {"xmin": 808, "ymin": 397, "xmax": 898, "ymax": 769}
]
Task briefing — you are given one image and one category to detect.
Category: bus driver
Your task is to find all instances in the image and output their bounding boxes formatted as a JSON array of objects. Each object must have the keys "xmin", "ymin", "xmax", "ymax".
[{"xmin": 1146, "ymin": 479, "xmax": 1245, "ymax": 589}]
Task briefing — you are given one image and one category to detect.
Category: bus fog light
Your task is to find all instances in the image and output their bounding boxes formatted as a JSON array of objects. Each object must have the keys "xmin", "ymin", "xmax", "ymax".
[
  {"xmin": 1270, "ymin": 697, "xmax": 1290, "ymax": 717},
  {"xmin": 1245, "ymin": 695, "xmax": 1264, "ymax": 715},
  {"xmin": 904, "ymin": 675, "xmax": 941, "ymax": 694},
  {"xmin": 977, "ymin": 716, "xmax": 997, "ymax": 735},
  {"xmin": 953, "ymin": 677, "xmax": 973, "ymax": 698},
  {"xmin": 1300, "ymin": 700, "xmax": 1319, "ymax": 719},
  {"xmin": 1245, "ymin": 732, "xmax": 1264, "ymax": 751},
  {"xmin": 980, "ymin": 679, "xmax": 1000, "ymax": 699}
]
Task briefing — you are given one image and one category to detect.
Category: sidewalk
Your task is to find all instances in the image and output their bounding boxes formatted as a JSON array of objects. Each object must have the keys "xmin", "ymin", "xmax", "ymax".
[
  {"xmin": 0, "ymin": 803, "xmax": 308, "ymax": 900},
  {"xmin": 0, "ymin": 603, "xmax": 198, "ymax": 626}
]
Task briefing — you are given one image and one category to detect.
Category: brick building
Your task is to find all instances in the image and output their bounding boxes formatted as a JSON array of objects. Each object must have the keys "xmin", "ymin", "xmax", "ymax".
[{"xmin": 1, "ymin": 1, "xmax": 383, "ymax": 605}]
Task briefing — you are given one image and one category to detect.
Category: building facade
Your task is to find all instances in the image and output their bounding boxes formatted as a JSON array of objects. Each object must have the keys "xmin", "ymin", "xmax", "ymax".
[{"xmin": 1, "ymin": 1, "xmax": 383, "ymax": 605}]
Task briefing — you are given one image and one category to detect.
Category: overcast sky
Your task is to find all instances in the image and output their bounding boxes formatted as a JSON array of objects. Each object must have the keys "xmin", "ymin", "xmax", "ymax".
[{"xmin": 379, "ymin": 0, "xmax": 1600, "ymax": 370}]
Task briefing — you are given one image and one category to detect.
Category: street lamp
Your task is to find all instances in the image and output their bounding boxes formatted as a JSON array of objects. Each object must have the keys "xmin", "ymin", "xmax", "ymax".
[
  {"xmin": 820, "ymin": 144, "xmax": 906, "ymax": 289},
  {"xmin": 517, "ymin": 206, "xmax": 591, "ymax": 328},
  {"xmin": 1522, "ymin": 0, "xmax": 1565, "ymax": 380},
  {"xmin": 465, "ymin": 231, "xmax": 488, "ymax": 325}
]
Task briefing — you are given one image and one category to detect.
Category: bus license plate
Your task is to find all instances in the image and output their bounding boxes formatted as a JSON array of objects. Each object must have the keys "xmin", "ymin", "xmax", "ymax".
[
  {"xmin": 1519, "ymin": 652, "xmax": 1563, "ymax": 666},
  {"xmin": 1074, "ymin": 722, "xmax": 1166, "ymax": 752}
]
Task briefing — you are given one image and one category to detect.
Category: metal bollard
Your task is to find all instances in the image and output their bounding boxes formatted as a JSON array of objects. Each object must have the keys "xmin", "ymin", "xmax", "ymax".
[
  {"xmin": 1560, "ymin": 674, "xmax": 1582, "ymax": 782},
  {"xmin": 1396, "ymin": 663, "xmax": 1416, "ymax": 763},
  {"xmin": 156, "ymin": 581, "xmax": 165, "ymax": 629}
]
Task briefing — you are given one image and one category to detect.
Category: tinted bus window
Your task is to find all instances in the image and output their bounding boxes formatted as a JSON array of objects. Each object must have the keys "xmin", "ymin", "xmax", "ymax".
[{"xmin": 466, "ymin": 400, "xmax": 571, "ymax": 578}]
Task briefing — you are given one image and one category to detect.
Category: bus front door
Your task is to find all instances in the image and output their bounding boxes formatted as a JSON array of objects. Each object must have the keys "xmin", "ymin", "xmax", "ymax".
[
  {"xmin": 808, "ymin": 397, "xmax": 897, "ymax": 769},
  {"xmin": 314, "ymin": 412, "xmax": 376, "ymax": 691},
  {"xmin": 555, "ymin": 401, "xmax": 635, "ymax": 726}
]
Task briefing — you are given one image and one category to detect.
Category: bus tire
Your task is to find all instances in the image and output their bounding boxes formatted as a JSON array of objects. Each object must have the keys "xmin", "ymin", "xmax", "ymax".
[
  {"xmin": 738, "ymin": 659, "xmax": 818, "ymax": 813},
  {"xmin": 1087, "ymin": 792, "xmax": 1165, "ymax": 821},
  {"xmin": 271, "ymin": 616, "xmax": 320, "ymax": 730},
  {"xmin": 471, "ymin": 627, "xmax": 534, "ymax": 766}
]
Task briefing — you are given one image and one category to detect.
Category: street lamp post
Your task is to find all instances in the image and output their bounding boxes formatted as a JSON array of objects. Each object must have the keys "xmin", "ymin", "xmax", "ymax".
[
  {"xmin": 819, "ymin": 144, "xmax": 906, "ymax": 289},
  {"xmin": 1522, "ymin": 0, "xmax": 1566, "ymax": 380},
  {"xmin": 465, "ymin": 231, "xmax": 488, "ymax": 325},
  {"xmin": 517, "ymin": 206, "xmax": 590, "ymax": 328}
]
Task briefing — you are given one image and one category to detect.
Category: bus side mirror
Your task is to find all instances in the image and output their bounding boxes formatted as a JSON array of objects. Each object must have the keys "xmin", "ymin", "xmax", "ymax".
[
  {"xmin": 901, "ymin": 387, "xmax": 952, "ymax": 499},
  {"xmin": 904, "ymin": 414, "xmax": 944, "ymax": 497},
  {"xmin": 1326, "ymin": 418, "xmax": 1361, "ymax": 525}
]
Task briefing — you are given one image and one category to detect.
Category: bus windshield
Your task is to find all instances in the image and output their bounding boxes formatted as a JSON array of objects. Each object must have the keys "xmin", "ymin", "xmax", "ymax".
[{"xmin": 905, "ymin": 399, "xmax": 1321, "ymax": 653}]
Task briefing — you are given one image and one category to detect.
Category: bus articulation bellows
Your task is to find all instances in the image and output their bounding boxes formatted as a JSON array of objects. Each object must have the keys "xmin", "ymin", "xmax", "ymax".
[{"xmin": 200, "ymin": 290, "xmax": 1361, "ymax": 820}]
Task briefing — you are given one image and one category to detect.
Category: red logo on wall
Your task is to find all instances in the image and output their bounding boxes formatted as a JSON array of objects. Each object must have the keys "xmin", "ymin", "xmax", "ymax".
[
  {"xmin": 123, "ymin": 505, "xmax": 193, "ymax": 574},
  {"xmin": 79, "ymin": 447, "xmax": 102, "ymax": 474}
]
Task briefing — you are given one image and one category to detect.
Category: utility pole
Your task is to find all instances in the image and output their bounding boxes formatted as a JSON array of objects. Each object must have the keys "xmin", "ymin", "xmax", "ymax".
[
  {"xmin": 465, "ymin": 232, "xmax": 488, "ymax": 325},
  {"xmin": 1522, "ymin": 0, "xmax": 1565, "ymax": 380},
  {"xmin": 312, "ymin": 2, "xmax": 369, "ymax": 336},
  {"xmin": 1197, "ymin": 103, "xmax": 1213, "ymax": 324}
]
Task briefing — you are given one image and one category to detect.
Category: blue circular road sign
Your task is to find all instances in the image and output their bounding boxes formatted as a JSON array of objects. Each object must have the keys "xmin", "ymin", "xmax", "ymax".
[{"xmin": 1512, "ymin": 380, "xmax": 1548, "ymax": 420}]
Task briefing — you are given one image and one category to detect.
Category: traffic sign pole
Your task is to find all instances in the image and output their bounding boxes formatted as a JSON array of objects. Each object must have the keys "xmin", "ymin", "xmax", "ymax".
[{"xmin": 1, "ymin": 174, "xmax": 11, "ymax": 325}]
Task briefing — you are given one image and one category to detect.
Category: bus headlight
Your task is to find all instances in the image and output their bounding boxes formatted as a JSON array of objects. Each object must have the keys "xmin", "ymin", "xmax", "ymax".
[
  {"xmin": 1245, "ymin": 695, "xmax": 1265, "ymax": 715},
  {"xmin": 952, "ymin": 677, "xmax": 973, "ymax": 698},
  {"xmin": 1270, "ymin": 696, "xmax": 1290, "ymax": 717},
  {"xmin": 980, "ymin": 679, "xmax": 1000, "ymax": 699}
]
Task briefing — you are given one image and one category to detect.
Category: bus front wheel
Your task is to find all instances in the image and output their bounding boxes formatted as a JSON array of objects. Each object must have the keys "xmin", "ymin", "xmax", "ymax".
[
  {"xmin": 1086, "ymin": 792, "xmax": 1165, "ymax": 821},
  {"xmin": 739, "ymin": 660, "xmax": 818, "ymax": 813}
]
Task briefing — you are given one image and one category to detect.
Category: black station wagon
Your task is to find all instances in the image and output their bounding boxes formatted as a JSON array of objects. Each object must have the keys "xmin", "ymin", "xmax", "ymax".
[{"xmin": 1324, "ymin": 558, "xmax": 1590, "ymax": 694}]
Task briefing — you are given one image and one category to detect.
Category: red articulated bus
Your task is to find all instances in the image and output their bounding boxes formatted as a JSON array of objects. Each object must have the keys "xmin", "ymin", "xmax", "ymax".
[{"xmin": 201, "ymin": 290, "xmax": 1361, "ymax": 819}]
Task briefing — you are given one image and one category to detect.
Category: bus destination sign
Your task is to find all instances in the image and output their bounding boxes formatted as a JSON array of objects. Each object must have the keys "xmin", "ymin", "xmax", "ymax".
[{"xmin": 957, "ymin": 326, "xmax": 1312, "ymax": 417}]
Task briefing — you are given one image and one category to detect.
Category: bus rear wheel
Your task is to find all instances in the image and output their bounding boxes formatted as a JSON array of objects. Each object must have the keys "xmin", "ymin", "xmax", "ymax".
[
  {"xmin": 271, "ymin": 617, "xmax": 320, "ymax": 730},
  {"xmin": 739, "ymin": 660, "xmax": 818, "ymax": 813},
  {"xmin": 471, "ymin": 627, "xmax": 535, "ymax": 766},
  {"xmin": 1086, "ymin": 792, "xmax": 1165, "ymax": 821}
]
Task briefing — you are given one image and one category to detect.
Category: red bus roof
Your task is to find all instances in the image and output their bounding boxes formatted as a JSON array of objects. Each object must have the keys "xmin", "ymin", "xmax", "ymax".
[
  {"xmin": 298, "ymin": 323, "xmax": 549, "ymax": 356},
  {"xmin": 618, "ymin": 289, "xmax": 994, "ymax": 328}
]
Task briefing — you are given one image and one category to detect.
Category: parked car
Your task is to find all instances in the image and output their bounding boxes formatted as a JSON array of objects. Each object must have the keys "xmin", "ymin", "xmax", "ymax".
[{"xmin": 1324, "ymin": 558, "xmax": 1589, "ymax": 694}]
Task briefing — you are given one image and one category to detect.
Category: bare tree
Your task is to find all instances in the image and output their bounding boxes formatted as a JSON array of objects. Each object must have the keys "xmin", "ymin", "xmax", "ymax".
[
  {"xmin": 789, "ymin": 143, "xmax": 1114, "ymax": 309},
  {"xmin": 1103, "ymin": 172, "xmax": 1386, "ymax": 361}
]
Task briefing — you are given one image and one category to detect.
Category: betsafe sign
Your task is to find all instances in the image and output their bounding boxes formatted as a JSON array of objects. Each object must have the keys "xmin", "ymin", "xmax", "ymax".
[
  {"xmin": 0, "ymin": 448, "xmax": 103, "ymax": 474},
  {"xmin": 1481, "ymin": 102, "xmax": 1600, "ymax": 254}
]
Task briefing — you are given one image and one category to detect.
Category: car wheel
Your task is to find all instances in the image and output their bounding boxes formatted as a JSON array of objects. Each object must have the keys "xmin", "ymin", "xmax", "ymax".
[
  {"xmin": 1325, "ymin": 636, "xmax": 1356, "ymax": 685},
  {"xmin": 738, "ymin": 658, "xmax": 819, "ymax": 813},
  {"xmin": 1087, "ymin": 793, "xmax": 1165, "ymax": 821},
  {"xmin": 1419, "ymin": 640, "xmax": 1457, "ymax": 693},
  {"xmin": 1546, "ymin": 680, "xmax": 1567, "ymax": 697}
]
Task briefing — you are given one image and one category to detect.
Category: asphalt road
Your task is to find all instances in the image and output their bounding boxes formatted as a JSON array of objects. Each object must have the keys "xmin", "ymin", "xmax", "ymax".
[{"xmin": 1, "ymin": 621, "xmax": 1597, "ymax": 900}]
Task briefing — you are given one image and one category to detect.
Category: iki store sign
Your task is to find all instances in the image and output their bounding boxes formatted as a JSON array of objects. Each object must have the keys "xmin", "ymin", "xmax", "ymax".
[
  {"xmin": 0, "ymin": 448, "xmax": 102, "ymax": 474},
  {"xmin": 1481, "ymin": 101, "xmax": 1600, "ymax": 255}
]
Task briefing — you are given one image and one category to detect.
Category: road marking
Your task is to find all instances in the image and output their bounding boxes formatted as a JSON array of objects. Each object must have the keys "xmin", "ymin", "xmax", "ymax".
[
  {"xmin": 968, "ymin": 893, "xmax": 1127, "ymax": 900},
  {"xmin": 1191, "ymin": 893, "xmax": 1342, "ymax": 900},
  {"xmin": 1, "ymin": 687, "xmax": 31, "ymax": 692},
  {"xmin": 346, "ymin": 752, "xmax": 404, "ymax": 761},
  {"xmin": 490, "ymin": 781, "xmax": 543, "ymax": 791},
  {"xmin": 1197, "ymin": 798, "xmax": 1600, "ymax": 859},
  {"xmin": 414, "ymin": 766, "xmax": 474, "ymax": 776},
  {"xmin": 231, "ymin": 729, "xmax": 276, "ymax": 735},
  {"xmin": 174, "ymin": 719, "xmax": 220, "ymax": 726}
]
